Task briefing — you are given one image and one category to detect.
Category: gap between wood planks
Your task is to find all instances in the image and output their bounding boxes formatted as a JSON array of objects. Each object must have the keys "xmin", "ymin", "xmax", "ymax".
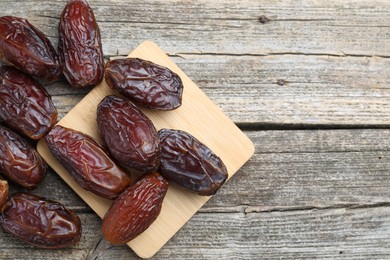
[
  {"xmin": 170, "ymin": 52, "xmax": 390, "ymax": 59},
  {"xmin": 238, "ymin": 202, "xmax": 390, "ymax": 214},
  {"xmin": 237, "ymin": 123, "xmax": 390, "ymax": 131},
  {"xmin": 69, "ymin": 202, "xmax": 390, "ymax": 216},
  {"xmin": 104, "ymin": 52, "xmax": 390, "ymax": 60}
]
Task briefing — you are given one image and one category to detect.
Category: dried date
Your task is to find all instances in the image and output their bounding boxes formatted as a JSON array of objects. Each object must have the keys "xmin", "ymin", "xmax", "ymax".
[
  {"xmin": 105, "ymin": 58, "xmax": 183, "ymax": 110},
  {"xmin": 0, "ymin": 178, "xmax": 8, "ymax": 211},
  {"xmin": 0, "ymin": 66, "xmax": 58, "ymax": 140},
  {"xmin": 158, "ymin": 128, "xmax": 228, "ymax": 196},
  {"xmin": 97, "ymin": 95, "xmax": 161, "ymax": 172},
  {"xmin": 58, "ymin": 0, "xmax": 104, "ymax": 88},
  {"xmin": 45, "ymin": 125, "xmax": 131, "ymax": 200},
  {"xmin": 102, "ymin": 172, "xmax": 168, "ymax": 244},
  {"xmin": 0, "ymin": 193, "xmax": 81, "ymax": 248},
  {"xmin": 0, "ymin": 16, "xmax": 62, "ymax": 82},
  {"xmin": 0, "ymin": 126, "xmax": 46, "ymax": 189}
]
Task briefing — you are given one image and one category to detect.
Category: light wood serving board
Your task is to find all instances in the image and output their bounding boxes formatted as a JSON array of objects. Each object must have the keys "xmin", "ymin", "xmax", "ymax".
[{"xmin": 37, "ymin": 41, "xmax": 254, "ymax": 258}]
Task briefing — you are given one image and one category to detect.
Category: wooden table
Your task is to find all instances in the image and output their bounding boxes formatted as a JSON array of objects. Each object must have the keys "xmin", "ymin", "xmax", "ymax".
[{"xmin": 1, "ymin": 0, "xmax": 390, "ymax": 258}]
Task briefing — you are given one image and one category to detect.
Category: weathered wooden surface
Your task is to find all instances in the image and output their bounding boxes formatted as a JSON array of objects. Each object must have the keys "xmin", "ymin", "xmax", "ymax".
[
  {"xmin": 3, "ymin": 130, "xmax": 390, "ymax": 259},
  {"xmin": 1, "ymin": 0, "xmax": 390, "ymax": 259},
  {"xmin": 3, "ymin": 0, "xmax": 390, "ymax": 126}
]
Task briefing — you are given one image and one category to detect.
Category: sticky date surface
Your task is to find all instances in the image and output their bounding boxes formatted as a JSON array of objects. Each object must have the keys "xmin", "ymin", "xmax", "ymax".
[
  {"xmin": 97, "ymin": 95, "xmax": 161, "ymax": 172},
  {"xmin": 102, "ymin": 172, "xmax": 168, "ymax": 244},
  {"xmin": 158, "ymin": 128, "xmax": 228, "ymax": 196},
  {"xmin": 0, "ymin": 126, "xmax": 46, "ymax": 189},
  {"xmin": 105, "ymin": 58, "xmax": 183, "ymax": 110},
  {"xmin": 0, "ymin": 16, "xmax": 62, "ymax": 82},
  {"xmin": 0, "ymin": 66, "xmax": 57, "ymax": 140},
  {"xmin": 0, "ymin": 193, "xmax": 81, "ymax": 249},
  {"xmin": 58, "ymin": 0, "xmax": 104, "ymax": 88},
  {"xmin": 45, "ymin": 125, "xmax": 131, "ymax": 199}
]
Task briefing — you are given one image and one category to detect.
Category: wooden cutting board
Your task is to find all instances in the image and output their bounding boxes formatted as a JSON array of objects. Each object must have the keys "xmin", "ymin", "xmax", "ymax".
[{"xmin": 37, "ymin": 41, "xmax": 254, "ymax": 258}]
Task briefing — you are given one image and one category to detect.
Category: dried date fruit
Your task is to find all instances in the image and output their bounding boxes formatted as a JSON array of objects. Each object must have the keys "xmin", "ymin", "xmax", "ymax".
[
  {"xmin": 0, "ymin": 66, "xmax": 58, "ymax": 140},
  {"xmin": 0, "ymin": 193, "xmax": 81, "ymax": 248},
  {"xmin": 158, "ymin": 128, "xmax": 228, "ymax": 196},
  {"xmin": 0, "ymin": 16, "xmax": 62, "ymax": 82},
  {"xmin": 58, "ymin": 0, "xmax": 104, "ymax": 88},
  {"xmin": 0, "ymin": 178, "xmax": 8, "ymax": 211},
  {"xmin": 45, "ymin": 125, "xmax": 131, "ymax": 199},
  {"xmin": 97, "ymin": 95, "xmax": 161, "ymax": 172},
  {"xmin": 102, "ymin": 172, "xmax": 168, "ymax": 244},
  {"xmin": 0, "ymin": 126, "xmax": 46, "ymax": 189},
  {"xmin": 105, "ymin": 58, "xmax": 183, "ymax": 110}
]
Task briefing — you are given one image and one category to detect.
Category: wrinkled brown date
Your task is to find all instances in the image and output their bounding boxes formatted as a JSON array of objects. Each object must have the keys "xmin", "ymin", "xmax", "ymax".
[
  {"xmin": 0, "ymin": 66, "xmax": 58, "ymax": 140},
  {"xmin": 0, "ymin": 193, "xmax": 81, "ymax": 248},
  {"xmin": 0, "ymin": 126, "xmax": 46, "ymax": 189},
  {"xmin": 58, "ymin": 0, "xmax": 104, "ymax": 88},
  {"xmin": 105, "ymin": 58, "xmax": 183, "ymax": 110},
  {"xmin": 45, "ymin": 125, "xmax": 131, "ymax": 200},
  {"xmin": 0, "ymin": 16, "xmax": 62, "ymax": 82},
  {"xmin": 0, "ymin": 178, "xmax": 8, "ymax": 211},
  {"xmin": 97, "ymin": 95, "xmax": 161, "ymax": 172},
  {"xmin": 102, "ymin": 172, "xmax": 168, "ymax": 244},
  {"xmin": 158, "ymin": 128, "xmax": 228, "ymax": 196}
]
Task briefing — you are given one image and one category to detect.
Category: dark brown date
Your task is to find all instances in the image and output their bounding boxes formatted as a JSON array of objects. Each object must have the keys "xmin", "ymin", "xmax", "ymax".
[
  {"xmin": 105, "ymin": 58, "xmax": 183, "ymax": 110},
  {"xmin": 0, "ymin": 193, "xmax": 81, "ymax": 248},
  {"xmin": 0, "ymin": 126, "xmax": 46, "ymax": 189},
  {"xmin": 58, "ymin": 0, "xmax": 104, "ymax": 88},
  {"xmin": 97, "ymin": 95, "xmax": 161, "ymax": 172},
  {"xmin": 0, "ymin": 66, "xmax": 58, "ymax": 140},
  {"xmin": 0, "ymin": 16, "xmax": 62, "ymax": 82},
  {"xmin": 158, "ymin": 128, "xmax": 228, "ymax": 196},
  {"xmin": 45, "ymin": 125, "xmax": 131, "ymax": 200},
  {"xmin": 102, "ymin": 172, "xmax": 168, "ymax": 244},
  {"xmin": 0, "ymin": 178, "xmax": 8, "ymax": 211}
]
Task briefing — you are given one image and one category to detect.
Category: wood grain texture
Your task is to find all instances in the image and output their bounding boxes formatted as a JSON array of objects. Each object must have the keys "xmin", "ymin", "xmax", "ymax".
[
  {"xmin": 214, "ymin": 130, "xmax": 390, "ymax": 211},
  {"xmin": 46, "ymin": 54, "xmax": 390, "ymax": 125},
  {"xmin": 21, "ymin": 129, "xmax": 390, "ymax": 210},
  {"xmin": 1, "ymin": 0, "xmax": 390, "ymax": 125},
  {"xmin": 3, "ymin": 0, "xmax": 389, "ymax": 56},
  {"xmin": 1, "ymin": 208, "xmax": 389, "ymax": 259},
  {"xmin": 1, "ymin": 129, "xmax": 388, "ymax": 259},
  {"xmin": 0, "ymin": 0, "xmax": 390, "ymax": 259},
  {"xmin": 2, "ymin": 129, "xmax": 390, "ymax": 258}
]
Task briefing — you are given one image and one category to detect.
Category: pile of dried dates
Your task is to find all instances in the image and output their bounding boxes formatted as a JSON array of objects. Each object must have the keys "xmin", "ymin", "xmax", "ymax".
[{"xmin": 0, "ymin": 0, "xmax": 228, "ymax": 249}]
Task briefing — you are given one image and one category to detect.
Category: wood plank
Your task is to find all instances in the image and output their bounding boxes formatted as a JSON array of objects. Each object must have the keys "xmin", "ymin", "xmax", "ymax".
[
  {"xmin": 213, "ymin": 129, "xmax": 390, "ymax": 211},
  {"xmin": 2, "ymin": 1, "xmax": 390, "ymax": 125},
  {"xmin": 37, "ymin": 41, "xmax": 254, "ymax": 258},
  {"xmin": 45, "ymin": 54, "xmax": 390, "ymax": 125},
  {"xmin": 25, "ymin": 129, "xmax": 390, "ymax": 211},
  {"xmin": 217, "ymin": 129, "xmax": 390, "ymax": 210},
  {"xmin": 162, "ymin": 55, "xmax": 390, "ymax": 125},
  {"xmin": 152, "ymin": 207, "xmax": 390, "ymax": 259},
  {"xmin": 2, "ymin": 208, "xmax": 389, "ymax": 259},
  {"xmin": 2, "ymin": 0, "xmax": 390, "ymax": 56},
  {"xmin": 9, "ymin": 128, "xmax": 389, "ymax": 258}
]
